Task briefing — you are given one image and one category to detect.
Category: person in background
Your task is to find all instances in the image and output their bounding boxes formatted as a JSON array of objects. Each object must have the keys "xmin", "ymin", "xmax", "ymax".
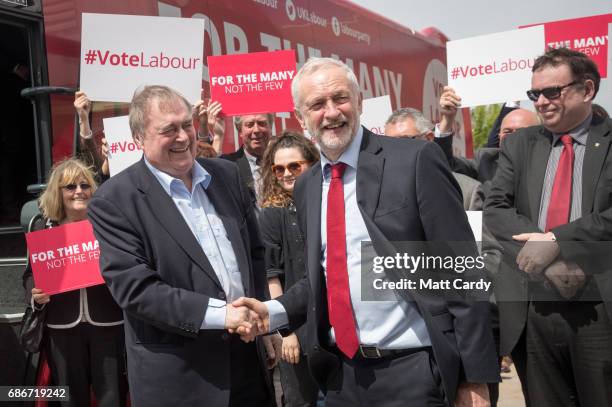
[
  {"xmin": 74, "ymin": 91, "xmax": 110, "ymax": 183},
  {"xmin": 221, "ymin": 113, "xmax": 274, "ymax": 206},
  {"xmin": 384, "ymin": 107, "xmax": 483, "ymax": 210},
  {"xmin": 259, "ymin": 131, "xmax": 320, "ymax": 407},
  {"xmin": 23, "ymin": 158, "xmax": 126, "ymax": 407}
]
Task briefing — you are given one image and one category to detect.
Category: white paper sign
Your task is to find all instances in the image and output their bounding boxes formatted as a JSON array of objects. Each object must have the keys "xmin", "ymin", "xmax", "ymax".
[
  {"xmin": 80, "ymin": 13, "xmax": 204, "ymax": 103},
  {"xmin": 361, "ymin": 95, "xmax": 393, "ymax": 135},
  {"xmin": 447, "ymin": 26, "xmax": 545, "ymax": 107},
  {"xmin": 466, "ymin": 211, "xmax": 482, "ymax": 243},
  {"xmin": 103, "ymin": 115, "xmax": 142, "ymax": 176}
]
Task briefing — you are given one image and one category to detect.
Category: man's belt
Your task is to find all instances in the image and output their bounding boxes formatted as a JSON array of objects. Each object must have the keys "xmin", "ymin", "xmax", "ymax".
[{"xmin": 357, "ymin": 345, "xmax": 428, "ymax": 359}]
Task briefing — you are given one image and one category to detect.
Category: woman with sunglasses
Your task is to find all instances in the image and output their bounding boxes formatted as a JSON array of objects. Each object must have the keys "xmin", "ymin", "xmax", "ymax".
[
  {"xmin": 22, "ymin": 158, "xmax": 127, "ymax": 407},
  {"xmin": 259, "ymin": 131, "xmax": 320, "ymax": 407}
]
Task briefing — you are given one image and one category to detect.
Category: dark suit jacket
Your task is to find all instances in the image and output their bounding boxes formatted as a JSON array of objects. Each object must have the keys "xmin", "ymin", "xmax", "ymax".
[
  {"xmin": 220, "ymin": 146, "xmax": 257, "ymax": 206},
  {"xmin": 278, "ymin": 128, "xmax": 499, "ymax": 405},
  {"xmin": 484, "ymin": 116, "xmax": 612, "ymax": 356},
  {"xmin": 88, "ymin": 158, "xmax": 269, "ymax": 407},
  {"xmin": 435, "ymin": 136, "xmax": 500, "ymax": 183}
]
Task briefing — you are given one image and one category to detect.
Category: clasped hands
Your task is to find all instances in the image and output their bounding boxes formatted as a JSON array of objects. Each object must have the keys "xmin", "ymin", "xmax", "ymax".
[
  {"xmin": 224, "ymin": 297, "xmax": 270, "ymax": 342},
  {"xmin": 513, "ymin": 232, "xmax": 585, "ymax": 299}
]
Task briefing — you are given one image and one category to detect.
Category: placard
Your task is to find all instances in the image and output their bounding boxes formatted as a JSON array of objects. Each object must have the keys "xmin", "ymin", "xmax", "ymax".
[
  {"xmin": 103, "ymin": 115, "xmax": 142, "ymax": 176},
  {"xmin": 447, "ymin": 26, "xmax": 545, "ymax": 107},
  {"xmin": 361, "ymin": 95, "xmax": 393, "ymax": 135},
  {"xmin": 208, "ymin": 49, "xmax": 296, "ymax": 116},
  {"xmin": 80, "ymin": 13, "xmax": 204, "ymax": 103},
  {"xmin": 26, "ymin": 221, "xmax": 104, "ymax": 295}
]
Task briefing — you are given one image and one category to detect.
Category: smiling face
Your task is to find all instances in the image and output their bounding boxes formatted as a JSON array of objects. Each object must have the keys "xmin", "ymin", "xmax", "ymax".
[
  {"xmin": 61, "ymin": 175, "xmax": 92, "ymax": 222},
  {"xmin": 137, "ymin": 97, "xmax": 196, "ymax": 186},
  {"xmin": 531, "ymin": 64, "xmax": 594, "ymax": 133},
  {"xmin": 295, "ymin": 65, "xmax": 362, "ymax": 161},
  {"xmin": 273, "ymin": 147, "xmax": 310, "ymax": 192},
  {"xmin": 238, "ymin": 114, "xmax": 272, "ymax": 158}
]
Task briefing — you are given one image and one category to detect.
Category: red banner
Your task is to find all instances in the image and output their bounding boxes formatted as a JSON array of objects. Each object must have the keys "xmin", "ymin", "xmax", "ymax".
[
  {"xmin": 208, "ymin": 49, "xmax": 297, "ymax": 116},
  {"xmin": 521, "ymin": 13, "xmax": 611, "ymax": 78},
  {"xmin": 25, "ymin": 220, "xmax": 104, "ymax": 295}
]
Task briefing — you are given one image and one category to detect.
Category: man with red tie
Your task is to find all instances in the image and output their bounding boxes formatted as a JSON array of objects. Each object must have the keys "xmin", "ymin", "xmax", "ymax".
[
  {"xmin": 236, "ymin": 57, "xmax": 499, "ymax": 406},
  {"xmin": 485, "ymin": 47, "xmax": 612, "ymax": 406}
]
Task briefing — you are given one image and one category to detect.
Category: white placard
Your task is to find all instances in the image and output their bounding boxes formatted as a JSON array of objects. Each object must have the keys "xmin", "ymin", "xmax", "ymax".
[
  {"xmin": 466, "ymin": 211, "xmax": 482, "ymax": 243},
  {"xmin": 361, "ymin": 95, "xmax": 393, "ymax": 135},
  {"xmin": 80, "ymin": 13, "xmax": 204, "ymax": 103},
  {"xmin": 447, "ymin": 26, "xmax": 545, "ymax": 107},
  {"xmin": 103, "ymin": 115, "xmax": 142, "ymax": 176}
]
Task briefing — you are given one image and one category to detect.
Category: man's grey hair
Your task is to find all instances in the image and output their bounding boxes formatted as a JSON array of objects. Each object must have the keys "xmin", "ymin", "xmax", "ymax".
[
  {"xmin": 234, "ymin": 113, "xmax": 275, "ymax": 134},
  {"xmin": 129, "ymin": 85, "xmax": 192, "ymax": 139},
  {"xmin": 291, "ymin": 57, "xmax": 360, "ymax": 109},
  {"xmin": 385, "ymin": 107, "xmax": 434, "ymax": 134}
]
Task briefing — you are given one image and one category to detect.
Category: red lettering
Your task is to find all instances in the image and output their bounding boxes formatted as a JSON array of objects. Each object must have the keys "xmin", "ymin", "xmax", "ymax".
[
  {"xmin": 129, "ymin": 55, "xmax": 139, "ymax": 66},
  {"xmin": 110, "ymin": 54, "xmax": 121, "ymax": 65},
  {"xmin": 97, "ymin": 50, "xmax": 110, "ymax": 65}
]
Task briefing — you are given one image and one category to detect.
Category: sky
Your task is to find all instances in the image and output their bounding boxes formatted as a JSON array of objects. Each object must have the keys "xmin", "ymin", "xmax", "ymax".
[{"xmin": 350, "ymin": 0, "xmax": 611, "ymax": 41}]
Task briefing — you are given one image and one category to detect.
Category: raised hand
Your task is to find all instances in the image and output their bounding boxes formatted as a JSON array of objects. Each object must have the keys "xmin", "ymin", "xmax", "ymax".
[
  {"xmin": 74, "ymin": 90, "xmax": 92, "ymax": 120},
  {"xmin": 31, "ymin": 287, "xmax": 50, "ymax": 305},
  {"xmin": 439, "ymin": 86, "xmax": 462, "ymax": 133}
]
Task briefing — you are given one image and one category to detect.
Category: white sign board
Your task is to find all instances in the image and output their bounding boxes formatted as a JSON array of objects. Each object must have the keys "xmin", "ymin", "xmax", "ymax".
[
  {"xmin": 466, "ymin": 211, "xmax": 482, "ymax": 243},
  {"xmin": 361, "ymin": 95, "xmax": 393, "ymax": 135},
  {"xmin": 103, "ymin": 115, "xmax": 142, "ymax": 176},
  {"xmin": 447, "ymin": 26, "xmax": 545, "ymax": 107},
  {"xmin": 80, "ymin": 13, "xmax": 204, "ymax": 103}
]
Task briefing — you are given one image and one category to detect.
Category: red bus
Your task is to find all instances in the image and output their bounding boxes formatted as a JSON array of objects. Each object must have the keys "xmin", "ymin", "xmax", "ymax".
[{"xmin": 0, "ymin": 0, "xmax": 470, "ymax": 386}]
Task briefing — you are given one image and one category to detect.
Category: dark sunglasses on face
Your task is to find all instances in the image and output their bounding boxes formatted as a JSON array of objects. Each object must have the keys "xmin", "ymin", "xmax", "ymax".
[
  {"xmin": 526, "ymin": 81, "xmax": 577, "ymax": 102},
  {"xmin": 62, "ymin": 183, "xmax": 92, "ymax": 191},
  {"xmin": 272, "ymin": 161, "xmax": 308, "ymax": 178}
]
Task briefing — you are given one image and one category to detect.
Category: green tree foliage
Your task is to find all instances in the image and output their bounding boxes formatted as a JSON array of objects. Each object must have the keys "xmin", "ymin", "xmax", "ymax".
[{"xmin": 471, "ymin": 104, "xmax": 502, "ymax": 149}]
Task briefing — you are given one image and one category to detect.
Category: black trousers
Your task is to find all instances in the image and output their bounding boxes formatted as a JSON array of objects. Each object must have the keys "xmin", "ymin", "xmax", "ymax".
[
  {"xmin": 325, "ymin": 348, "xmax": 446, "ymax": 407},
  {"xmin": 45, "ymin": 323, "xmax": 128, "ymax": 407},
  {"xmin": 278, "ymin": 356, "xmax": 319, "ymax": 407},
  {"xmin": 525, "ymin": 300, "xmax": 612, "ymax": 406},
  {"xmin": 229, "ymin": 335, "xmax": 275, "ymax": 407}
]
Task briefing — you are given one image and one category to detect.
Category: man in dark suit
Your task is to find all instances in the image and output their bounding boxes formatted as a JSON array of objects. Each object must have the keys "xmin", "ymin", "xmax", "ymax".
[
  {"xmin": 484, "ymin": 48, "xmax": 612, "ymax": 406},
  {"xmin": 220, "ymin": 113, "xmax": 274, "ymax": 204},
  {"xmin": 235, "ymin": 57, "xmax": 499, "ymax": 406},
  {"xmin": 88, "ymin": 85, "xmax": 276, "ymax": 407}
]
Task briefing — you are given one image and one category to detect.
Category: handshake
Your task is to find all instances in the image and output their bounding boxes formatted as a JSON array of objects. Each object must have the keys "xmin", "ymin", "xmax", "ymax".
[{"xmin": 224, "ymin": 297, "xmax": 270, "ymax": 342}]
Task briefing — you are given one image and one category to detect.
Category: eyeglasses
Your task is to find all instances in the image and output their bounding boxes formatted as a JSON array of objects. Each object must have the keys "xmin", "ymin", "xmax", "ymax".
[
  {"xmin": 271, "ymin": 161, "xmax": 308, "ymax": 178},
  {"xmin": 526, "ymin": 81, "xmax": 577, "ymax": 102},
  {"xmin": 61, "ymin": 183, "xmax": 92, "ymax": 191}
]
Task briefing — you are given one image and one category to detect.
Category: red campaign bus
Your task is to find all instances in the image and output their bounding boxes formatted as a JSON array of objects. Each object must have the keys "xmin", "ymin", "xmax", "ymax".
[{"xmin": 0, "ymin": 0, "xmax": 471, "ymax": 386}]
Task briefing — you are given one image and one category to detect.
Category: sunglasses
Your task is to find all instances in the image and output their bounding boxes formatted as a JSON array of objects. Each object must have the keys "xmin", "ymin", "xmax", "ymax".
[
  {"xmin": 526, "ymin": 81, "xmax": 577, "ymax": 102},
  {"xmin": 272, "ymin": 161, "xmax": 308, "ymax": 178},
  {"xmin": 62, "ymin": 183, "xmax": 92, "ymax": 191}
]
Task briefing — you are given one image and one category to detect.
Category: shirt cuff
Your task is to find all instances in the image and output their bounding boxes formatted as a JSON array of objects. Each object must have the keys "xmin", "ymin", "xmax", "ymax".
[
  {"xmin": 434, "ymin": 123, "xmax": 453, "ymax": 138},
  {"xmin": 265, "ymin": 299, "xmax": 289, "ymax": 331},
  {"xmin": 201, "ymin": 298, "xmax": 226, "ymax": 330}
]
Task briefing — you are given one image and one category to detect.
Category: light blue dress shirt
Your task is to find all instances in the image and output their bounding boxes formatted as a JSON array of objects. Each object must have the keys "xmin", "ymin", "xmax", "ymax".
[
  {"xmin": 145, "ymin": 159, "xmax": 244, "ymax": 330},
  {"xmin": 269, "ymin": 127, "xmax": 431, "ymax": 349}
]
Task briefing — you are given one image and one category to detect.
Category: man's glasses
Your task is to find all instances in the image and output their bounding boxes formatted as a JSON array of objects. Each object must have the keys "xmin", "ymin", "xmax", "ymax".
[
  {"xmin": 272, "ymin": 161, "xmax": 308, "ymax": 178},
  {"xmin": 526, "ymin": 81, "xmax": 577, "ymax": 102},
  {"xmin": 62, "ymin": 183, "xmax": 92, "ymax": 191}
]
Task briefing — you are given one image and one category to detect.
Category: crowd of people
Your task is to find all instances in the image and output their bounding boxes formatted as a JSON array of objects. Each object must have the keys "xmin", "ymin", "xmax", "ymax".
[{"xmin": 22, "ymin": 46, "xmax": 612, "ymax": 407}]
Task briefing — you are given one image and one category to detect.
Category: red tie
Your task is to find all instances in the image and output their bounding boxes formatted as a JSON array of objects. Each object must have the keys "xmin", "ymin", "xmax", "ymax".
[
  {"xmin": 545, "ymin": 135, "xmax": 574, "ymax": 231},
  {"xmin": 326, "ymin": 163, "xmax": 359, "ymax": 358}
]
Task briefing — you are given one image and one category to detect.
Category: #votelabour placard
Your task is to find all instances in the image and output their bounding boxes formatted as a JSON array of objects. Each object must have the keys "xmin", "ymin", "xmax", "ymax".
[
  {"xmin": 208, "ymin": 49, "xmax": 297, "ymax": 116},
  {"xmin": 80, "ymin": 13, "xmax": 204, "ymax": 103},
  {"xmin": 447, "ymin": 26, "xmax": 545, "ymax": 107},
  {"xmin": 26, "ymin": 220, "xmax": 104, "ymax": 295},
  {"xmin": 103, "ymin": 115, "xmax": 142, "ymax": 177}
]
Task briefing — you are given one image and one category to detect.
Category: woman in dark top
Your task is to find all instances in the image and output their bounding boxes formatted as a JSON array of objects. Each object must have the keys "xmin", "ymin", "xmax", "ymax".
[
  {"xmin": 23, "ymin": 158, "xmax": 126, "ymax": 407},
  {"xmin": 259, "ymin": 131, "xmax": 320, "ymax": 407}
]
